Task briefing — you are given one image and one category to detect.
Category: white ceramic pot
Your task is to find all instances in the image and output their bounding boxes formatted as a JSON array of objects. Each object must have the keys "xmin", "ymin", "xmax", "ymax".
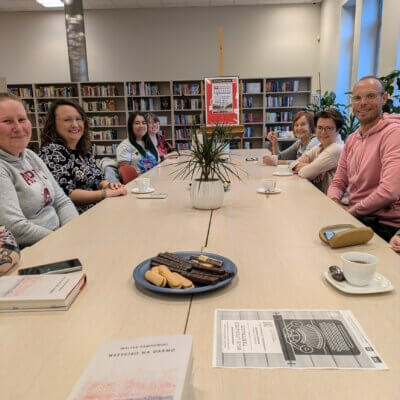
[{"xmin": 190, "ymin": 179, "xmax": 224, "ymax": 210}]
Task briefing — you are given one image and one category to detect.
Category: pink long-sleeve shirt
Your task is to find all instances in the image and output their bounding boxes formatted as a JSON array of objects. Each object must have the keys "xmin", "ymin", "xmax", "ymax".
[{"xmin": 328, "ymin": 113, "xmax": 400, "ymax": 227}]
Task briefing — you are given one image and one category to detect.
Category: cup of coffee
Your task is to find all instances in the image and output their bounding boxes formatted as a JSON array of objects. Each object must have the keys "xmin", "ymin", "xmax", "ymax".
[
  {"xmin": 341, "ymin": 251, "xmax": 377, "ymax": 286},
  {"xmin": 136, "ymin": 177, "xmax": 150, "ymax": 192},
  {"xmin": 261, "ymin": 179, "xmax": 276, "ymax": 192},
  {"xmin": 277, "ymin": 164, "xmax": 289, "ymax": 173}
]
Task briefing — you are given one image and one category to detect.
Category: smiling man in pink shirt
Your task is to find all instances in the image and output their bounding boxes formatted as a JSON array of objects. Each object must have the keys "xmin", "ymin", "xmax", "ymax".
[{"xmin": 328, "ymin": 76, "xmax": 400, "ymax": 242}]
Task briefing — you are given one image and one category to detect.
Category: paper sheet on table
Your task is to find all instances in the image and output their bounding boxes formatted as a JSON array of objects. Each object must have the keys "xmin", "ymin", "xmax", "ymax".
[{"xmin": 213, "ymin": 309, "xmax": 387, "ymax": 370}]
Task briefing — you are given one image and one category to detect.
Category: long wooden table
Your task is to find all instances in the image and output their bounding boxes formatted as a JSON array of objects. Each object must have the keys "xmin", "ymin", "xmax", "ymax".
[{"xmin": 1, "ymin": 150, "xmax": 399, "ymax": 399}]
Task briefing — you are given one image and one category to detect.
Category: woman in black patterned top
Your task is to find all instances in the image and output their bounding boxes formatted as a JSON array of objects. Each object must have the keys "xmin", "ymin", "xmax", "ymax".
[{"xmin": 39, "ymin": 100, "xmax": 127, "ymax": 214}]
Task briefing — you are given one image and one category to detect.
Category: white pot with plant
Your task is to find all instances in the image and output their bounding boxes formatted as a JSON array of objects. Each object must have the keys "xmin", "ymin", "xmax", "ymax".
[{"xmin": 172, "ymin": 125, "xmax": 241, "ymax": 210}]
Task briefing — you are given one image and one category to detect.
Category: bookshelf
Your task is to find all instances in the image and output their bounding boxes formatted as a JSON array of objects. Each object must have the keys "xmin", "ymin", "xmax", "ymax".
[
  {"xmin": 264, "ymin": 77, "xmax": 312, "ymax": 150},
  {"xmin": 172, "ymin": 80, "xmax": 204, "ymax": 151},
  {"xmin": 7, "ymin": 76, "xmax": 311, "ymax": 156}
]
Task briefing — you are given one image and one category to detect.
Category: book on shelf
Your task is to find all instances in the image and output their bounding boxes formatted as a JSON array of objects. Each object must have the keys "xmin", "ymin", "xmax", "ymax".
[
  {"xmin": 82, "ymin": 85, "xmax": 119, "ymax": 97},
  {"xmin": 161, "ymin": 97, "xmax": 171, "ymax": 110},
  {"xmin": 0, "ymin": 272, "xmax": 86, "ymax": 312},
  {"xmin": 244, "ymin": 82, "xmax": 261, "ymax": 93},
  {"xmin": 8, "ymin": 87, "xmax": 33, "ymax": 98},
  {"xmin": 35, "ymin": 85, "xmax": 76, "ymax": 98},
  {"xmin": 265, "ymin": 111, "xmax": 294, "ymax": 123},
  {"xmin": 266, "ymin": 95, "xmax": 294, "ymax": 107},
  {"xmin": 88, "ymin": 115, "xmax": 121, "ymax": 127},
  {"xmin": 90, "ymin": 129, "xmax": 118, "ymax": 141},
  {"xmin": 66, "ymin": 335, "xmax": 193, "ymax": 400},
  {"xmin": 173, "ymin": 83, "xmax": 200, "ymax": 96},
  {"xmin": 158, "ymin": 115, "xmax": 168, "ymax": 125},
  {"xmin": 265, "ymin": 80, "xmax": 300, "ymax": 92}
]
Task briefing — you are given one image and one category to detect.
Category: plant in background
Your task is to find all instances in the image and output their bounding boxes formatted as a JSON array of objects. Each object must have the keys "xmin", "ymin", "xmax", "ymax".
[
  {"xmin": 379, "ymin": 69, "xmax": 400, "ymax": 114},
  {"xmin": 171, "ymin": 125, "xmax": 241, "ymax": 185},
  {"xmin": 307, "ymin": 91, "xmax": 358, "ymax": 140}
]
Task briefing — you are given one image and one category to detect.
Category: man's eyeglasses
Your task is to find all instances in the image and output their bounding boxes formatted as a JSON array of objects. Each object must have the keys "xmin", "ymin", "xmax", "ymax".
[
  {"xmin": 351, "ymin": 92, "xmax": 383, "ymax": 103},
  {"xmin": 316, "ymin": 125, "xmax": 335, "ymax": 133}
]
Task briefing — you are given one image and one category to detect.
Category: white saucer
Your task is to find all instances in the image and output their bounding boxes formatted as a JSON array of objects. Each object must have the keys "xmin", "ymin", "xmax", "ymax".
[
  {"xmin": 273, "ymin": 171, "xmax": 293, "ymax": 177},
  {"xmin": 256, "ymin": 188, "xmax": 282, "ymax": 194},
  {"xmin": 131, "ymin": 187, "xmax": 155, "ymax": 194},
  {"xmin": 324, "ymin": 271, "xmax": 393, "ymax": 294}
]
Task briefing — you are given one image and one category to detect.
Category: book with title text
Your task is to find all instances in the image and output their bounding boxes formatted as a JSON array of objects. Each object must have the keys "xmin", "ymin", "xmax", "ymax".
[
  {"xmin": 0, "ymin": 272, "xmax": 86, "ymax": 312},
  {"xmin": 67, "ymin": 335, "xmax": 193, "ymax": 400}
]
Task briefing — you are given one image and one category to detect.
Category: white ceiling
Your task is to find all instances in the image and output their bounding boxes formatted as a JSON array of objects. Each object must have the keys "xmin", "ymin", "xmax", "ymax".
[{"xmin": 0, "ymin": 0, "xmax": 322, "ymax": 12}]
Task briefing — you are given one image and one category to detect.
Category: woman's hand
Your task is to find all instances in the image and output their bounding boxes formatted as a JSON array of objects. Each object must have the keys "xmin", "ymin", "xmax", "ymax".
[
  {"xmin": 267, "ymin": 131, "xmax": 278, "ymax": 145},
  {"xmin": 390, "ymin": 234, "xmax": 400, "ymax": 253},
  {"xmin": 108, "ymin": 182, "xmax": 124, "ymax": 190},
  {"xmin": 293, "ymin": 161, "xmax": 308, "ymax": 172},
  {"xmin": 105, "ymin": 187, "xmax": 127, "ymax": 198},
  {"xmin": 262, "ymin": 155, "xmax": 277, "ymax": 166}
]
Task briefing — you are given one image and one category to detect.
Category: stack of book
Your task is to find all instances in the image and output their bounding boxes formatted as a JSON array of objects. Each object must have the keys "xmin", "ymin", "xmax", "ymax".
[{"xmin": 67, "ymin": 335, "xmax": 193, "ymax": 400}]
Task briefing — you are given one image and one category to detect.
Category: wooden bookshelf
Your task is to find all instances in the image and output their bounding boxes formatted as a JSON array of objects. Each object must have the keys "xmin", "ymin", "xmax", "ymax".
[{"xmin": 7, "ymin": 76, "xmax": 311, "ymax": 155}]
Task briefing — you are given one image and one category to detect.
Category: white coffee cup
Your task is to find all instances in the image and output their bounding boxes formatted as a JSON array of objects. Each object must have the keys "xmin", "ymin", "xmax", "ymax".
[
  {"xmin": 261, "ymin": 179, "xmax": 276, "ymax": 192},
  {"xmin": 277, "ymin": 164, "xmax": 289, "ymax": 173},
  {"xmin": 341, "ymin": 251, "xmax": 378, "ymax": 286},
  {"xmin": 136, "ymin": 177, "xmax": 150, "ymax": 192}
]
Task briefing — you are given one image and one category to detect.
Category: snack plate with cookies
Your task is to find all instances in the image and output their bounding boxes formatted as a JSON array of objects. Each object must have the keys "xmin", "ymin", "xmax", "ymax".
[{"xmin": 132, "ymin": 251, "xmax": 237, "ymax": 294}]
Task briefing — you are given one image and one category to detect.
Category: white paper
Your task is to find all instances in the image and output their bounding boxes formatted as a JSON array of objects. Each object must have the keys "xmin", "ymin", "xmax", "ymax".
[{"xmin": 213, "ymin": 309, "xmax": 387, "ymax": 370}]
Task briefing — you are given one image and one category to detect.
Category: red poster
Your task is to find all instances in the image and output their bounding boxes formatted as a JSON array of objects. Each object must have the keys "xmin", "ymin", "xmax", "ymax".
[{"xmin": 205, "ymin": 77, "xmax": 239, "ymax": 126}]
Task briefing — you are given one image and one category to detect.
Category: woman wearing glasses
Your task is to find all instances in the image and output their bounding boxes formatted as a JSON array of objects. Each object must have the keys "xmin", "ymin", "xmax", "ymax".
[
  {"xmin": 0, "ymin": 93, "xmax": 78, "ymax": 247},
  {"xmin": 116, "ymin": 112, "xmax": 159, "ymax": 174},
  {"xmin": 146, "ymin": 113, "xmax": 174, "ymax": 159},
  {"xmin": 290, "ymin": 108, "xmax": 344, "ymax": 193},
  {"xmin": 40, "ymin": 100, "xmax": 127, "ymax": 214},
  {"xmin": 263, "ymin": 111, "xmax": 319, "ymax": 165}
]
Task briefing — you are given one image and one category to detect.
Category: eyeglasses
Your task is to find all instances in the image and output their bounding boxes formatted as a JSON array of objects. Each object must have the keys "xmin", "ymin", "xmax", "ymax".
[
  {"xmin": 57, "ymin": 117, "xmax": 84, "ymax": 125},
  {"xmin": 316, "ymin": 125, "xmax": 335, "ymax": 133},
  {"xmin": 134, "ymin": 121, "xmax": 147, "ymax": 126},
  {"xmin": 351, "ymin": 92, "xmax": 383, "ymax": 103}
]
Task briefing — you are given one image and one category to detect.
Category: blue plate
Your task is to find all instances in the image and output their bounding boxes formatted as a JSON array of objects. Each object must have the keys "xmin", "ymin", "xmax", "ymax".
[{"xmin": 133, "ymin": 251, "xmax": 237, "ymax": 295}]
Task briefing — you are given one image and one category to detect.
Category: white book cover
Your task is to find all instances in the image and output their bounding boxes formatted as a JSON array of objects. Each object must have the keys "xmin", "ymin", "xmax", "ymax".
[
  {"xmin": 0, "ymin": 272, "xmax": 86, "ymax": 311},
  {"xmin": 67, "ymin": 335, "xmax": 193, "ymax": 400}
]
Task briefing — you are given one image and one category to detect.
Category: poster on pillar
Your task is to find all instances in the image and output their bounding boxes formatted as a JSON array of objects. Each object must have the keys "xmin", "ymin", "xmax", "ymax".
[{"xmin": 205, "ymin": 77, "xmax": 239, "ymax": 126}]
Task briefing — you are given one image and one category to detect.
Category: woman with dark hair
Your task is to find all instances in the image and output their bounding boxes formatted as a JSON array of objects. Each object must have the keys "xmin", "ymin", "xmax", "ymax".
[
  {"xmin": 116, "ymin": 112, "xmax": 159, "ymax": 173},
  {"xmin": 290, "ymin": 108, "xmax": 344, "ymax": 193},
  {"xmin": 39, "ymin": 99, "xmax": 126, "ymax": 214},
  {"xmin": 263, "ymin": 111, "xmax": 319, "ymax": 165}
]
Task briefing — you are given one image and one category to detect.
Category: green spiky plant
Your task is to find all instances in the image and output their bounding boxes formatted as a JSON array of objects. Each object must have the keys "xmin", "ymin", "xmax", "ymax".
[
  {"xmin": 379, "ymin": 69, "xmax": 400, "ymax": 113},
  {"xmin": 171, "ymin": 125, "xmax": 242, "ymax": 185}
]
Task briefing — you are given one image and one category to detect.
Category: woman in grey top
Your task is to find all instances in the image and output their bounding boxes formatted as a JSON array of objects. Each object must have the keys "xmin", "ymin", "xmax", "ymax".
[
  {"xmin": 0, "ymin": 93, "xmax": 78, "ymax": 247},
  {"xmin": 263, "ymin": 111, "xmax": 319, "ymax": 165}
]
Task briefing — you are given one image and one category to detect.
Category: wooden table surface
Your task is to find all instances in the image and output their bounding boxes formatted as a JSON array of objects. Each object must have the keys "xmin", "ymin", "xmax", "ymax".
[{"xmin": 1, "ymin": 150, "xmax": 399, "ymax": 399}]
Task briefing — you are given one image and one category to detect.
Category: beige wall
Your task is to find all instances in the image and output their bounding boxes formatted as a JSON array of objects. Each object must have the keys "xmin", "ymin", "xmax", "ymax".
[{"xmin": 0, "ymin": 5, "xmax": 320, "ymax": 87}]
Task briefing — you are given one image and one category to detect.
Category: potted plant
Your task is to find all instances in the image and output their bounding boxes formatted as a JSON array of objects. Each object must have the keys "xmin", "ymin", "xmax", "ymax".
[{"xmin": 171, "ymin": 125, "xmax": 241, "ymax": 210}]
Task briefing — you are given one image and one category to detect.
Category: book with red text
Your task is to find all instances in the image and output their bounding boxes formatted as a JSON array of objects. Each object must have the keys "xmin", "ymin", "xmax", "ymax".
[
  {"xmin": 67, "ymin": 335, "xmax": 193, "ymax": 400},
  {"xmin": 0, "ymin": 272, "xmax": 86, "ymax": 312}
]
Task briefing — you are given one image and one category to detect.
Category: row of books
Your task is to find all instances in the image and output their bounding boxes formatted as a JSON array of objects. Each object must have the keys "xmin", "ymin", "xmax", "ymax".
[
  {"xmin": 244, "ymin": 112, "xmax": 262, "ymax": 123},
  {"xmin": 9, "ymin": 87, "xmax": 33, "ymax": 98},
  {"xmin": 88, "ymin": 115, "xmax": 121, "ymax": 127},
  {"xmin": 90, "ymin": 129, "xmax": 119, "ymax": 141},
  {"xmin": 82, "ymin": 85, "xmax": 119, "ymax": 97},
  {"xmin": 92, "ymin": 143, "xmax": 118, "ymax": 156},
  {"xmin": 174, "ymin": 114, "xmax": 202, "ymax": 125},
  {"xmin": 126, "ymin": 82, "xmax": 162, "ymax": 96},
  {"xmin": 244, "ymin": 127, "xmax": 254, "ymax": 137},
  {"xmin": 173, "ymin": 83, "xmax": 200, "ymax": 96},
  {"xmin": 175, "ymin": 128, "xmax": 193, "ymax": 139},
  {"xmin": 268, "ymin": 126, "xmax": 291, "ymax": 132},
  {"xmin": 128, "ymin": 97, "xmax": 156, "ymax": 111},
  {"xmin": 174, "ymin": 98, "xmax": 201, "ymax": 110},
  {"xmin": 83, "ymin": 100, "xmax": 117, "ymax": 112},
  {"xmin": 266, "ymin": 111, "xmax": 295, "ymax": 123},
  {"xmin": 35, "ymin": 85, "xmax": 76, "ymax": 98},
  {"xmin": 177, "ymin": 142, "xmax": 191, "ymax": 150},
  {"xmin": 266, "ymin": 95, "xmax": 294, "ymax": 107},
  {"xmin": 265, "ymin": 80, "xmax": 300, "ymax": 92},
  {"xmin": 243, "ymin": 82, "xmax": 262, "ymax": 93},
  {"xmin": 243, "ymin": 96, "xmax": 256, "ymax": 108}
]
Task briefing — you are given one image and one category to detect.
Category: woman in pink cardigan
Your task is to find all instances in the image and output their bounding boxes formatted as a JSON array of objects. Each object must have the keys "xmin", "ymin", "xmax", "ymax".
[
  {"xmin": 291, "ymin": 108, "xmax": 344, "ymax": 193},
  {"xmin": 327, "ymin": 76, "xmax": 400, "ymax": 242}
]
